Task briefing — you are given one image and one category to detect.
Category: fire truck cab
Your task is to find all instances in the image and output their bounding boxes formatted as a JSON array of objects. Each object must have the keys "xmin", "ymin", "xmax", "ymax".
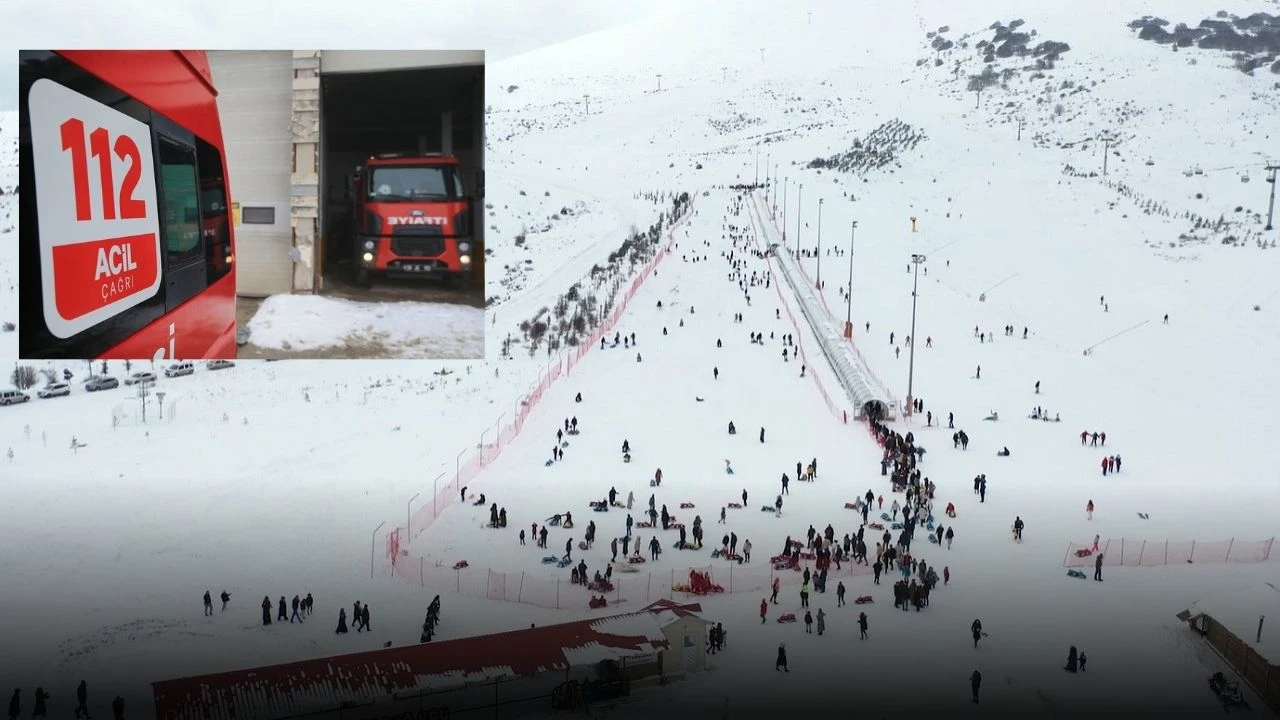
[{"xmin": 349, "ymin": 153, "xmax": 473, "ymax": 288}]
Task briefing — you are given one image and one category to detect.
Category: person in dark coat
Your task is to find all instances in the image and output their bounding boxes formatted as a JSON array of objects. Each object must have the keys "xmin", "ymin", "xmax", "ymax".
[
  {"xmin": 1064, "ymin": 646, "xmax": 1078, "ymax": 672},
  {"xmin": 203, "ymin": 590, "xmax": 213, "ymax": 616},
  {"xmin": 858, "ymin": 612, "xmax": 869, "ymax": 639},
  {"xmin": 277, "ymin": 596, "xmax": 287, "ymax": 622},
  {"xmin": 971, "ymin": 670, "xmax": 982, "ymax": 703},
  {"xmin": 353, "ymin": 601, "xmax": 363, "ymax": 630},
  {"xmin": 32, "ymin": 688, "xmax": 48, "ymax": 718},
  {"xmin": 1094, "ymin": 553, "xmax": 1104, "ymax": 581},
  {"xmin": 759, "ymin": 427, "xmax": 766, "ymax": 443},
  {"xmin": 7, "ymin": 689, "xmax": 18, "ymax": 720},
  {"xmin": 305, "ymin": 592, "xmax": 314, "ymax": 615},
  {"xmin": 74, "ymin": 682, "xmax": 89, "ymax": 719},
  {"xmin": 972, "ymin": 618, "xmax": 983, "ymax": 647},
  {"xmin": 110, "ymin": 696, "xmax": 124, "ymax": 720},
  {"xmin": 775, "ymin": 644, "xmax": 789, "ymax": 671},
  {"xmin": 360, "ymin": 603, "xmax": 370, "ymax": 631},
  {"xmin": 220, "ymin": 590, "xmax": 230, "ymax": 611},
  {"xmin": 649, "ymin": 536, "xmax": 661, "ymax": 560},
  {"xmin": 291, "ymin": 595, "xmax": 303, "ymax": 623},
  {"xmin": 73, "ymin": 681, "xmax": 89, "ymax": 712},
  {"xmin": 261, "ymin": 596, "xmax": 272, "ymax": 625},
  {"xmin": 335, "ymin": 608, "xmax": 348, "ymax": 633},
  {"xmin": 1079, "ymin": 651, "xmax": 1088, "ymax": 671}
]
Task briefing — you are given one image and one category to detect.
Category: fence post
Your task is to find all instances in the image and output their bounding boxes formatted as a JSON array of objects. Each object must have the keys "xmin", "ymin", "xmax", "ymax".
[
  {"xmin": 518, "ymin": 572, "xmax": 525, "ymax": 604},
  {"xmin": 1189, "ymin": 540, "xmax": 1195, "ymax": 563},
  {"xmin": 647, "ymin": 573, "xmax": 651, "ymax": 603},
  {"xmin": 1063, "ymin": 543, "xmax": 1071, "ymax": 567},
  {"xmin": 1165, "ymin": 540, "xmax": 1169, "ymax": 565},
  {"xmin": 729, "ymin": 565, "xmax": 733, "ymax": 593},
  {"xmin": 456, "ymin": 569, "xmax": 460, "ymax": 594},
  {"xmin": 1226, "ymin": 538, "xmax": 1234, "ymax": 561},
  {"xmin": 670, "ymin": 570, "xmax": 674, "ymax": 600},
  {"xmin": 1268, "ymin": 538, "xmax": 1275, "ymax": 561},
  {"xmin": 1137, "ymin": 540, "xmax": 1144, "ymax": 565},
  {"xmin": 556, "ymin": 579, "xmax": 560, "ymax": 610}
]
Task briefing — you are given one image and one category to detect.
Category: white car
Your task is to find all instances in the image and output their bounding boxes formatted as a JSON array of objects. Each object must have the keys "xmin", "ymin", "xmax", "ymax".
[
  {"xmin": 0, "ymin": 389, "xmax": 30, "ymax": 405},
  {"xmin": 124, "ymin": 371, "xmax": 157, "ymax": 386},
  {"xmin": 164, "ymin": 362, "xmax": 195, "ymax": 378},
  {"xmin": 38, "ymin": 383, "xmax": 71, "ymax": 399},
  {"xmin": 206, "ymin": 359, "xmax": 235, "ymax": 370}
]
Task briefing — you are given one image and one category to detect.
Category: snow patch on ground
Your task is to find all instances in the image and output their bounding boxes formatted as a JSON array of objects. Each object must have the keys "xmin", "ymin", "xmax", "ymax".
[{"xmin": 245, "ymin": 294, "xmax": 485, "ymax": 359}]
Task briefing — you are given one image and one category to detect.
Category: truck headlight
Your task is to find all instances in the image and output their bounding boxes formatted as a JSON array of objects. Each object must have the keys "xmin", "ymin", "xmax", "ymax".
[
  {"xmin": 458, "ymin": 242, "xmax": 471, "ymax": 253},
  {"xmin": 362, "ymin": 252, "xmax": 374, "ymax": 263},
  {"xmin": 460, "ymin": 254, "xmax": 471, "ymax": 265},
  {"xmin": 364, "ymin": 240, "xmax": 375, "ymax": 251}
]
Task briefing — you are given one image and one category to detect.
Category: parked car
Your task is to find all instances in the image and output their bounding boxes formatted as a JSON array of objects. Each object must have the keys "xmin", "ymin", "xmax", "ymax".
[
  {"xmin": 164, "ymin": 362, "xmax": 195, "ymax": 378},
  {"xmin": 38, "ymin": 383, "xmax": 71, "ymax": 399},
  {"xmin": 124, "ymin": 371, "xmax": 157, "ymax": 386},
  {"xmin": 0, "ymin": 389, "xmax": 31, "ymax": 405},
  {"xmin": 84, "ymin": 376, "xmax": 120, "ymax": 391},
  {"xmin": 206, "ymin": 359, "xmax": 235, "ymax": 371}
]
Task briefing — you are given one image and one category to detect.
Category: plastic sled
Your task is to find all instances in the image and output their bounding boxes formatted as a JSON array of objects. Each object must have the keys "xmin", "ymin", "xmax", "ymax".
[
  {"xmin": 541, "ymin": 556, "xmax": 560, "ymax": 564},
  {"xmin": 567, "ymin": 428, "xmax": 580, "ymax": 436},
  {"xmin": 589, "ymin": 596, "xmax": 608, "ymax": 609},
  {"xmin": 1067, "ymin": 569, "xmax": 1087, "ymax": 579},
  {"xmin": 649, "ymin": 479, "xmax": 659, "ymax": 487},
  {"xmin": 1075, "ymin": 548, "xmax": 1093, "ymax": 557},
  {"xmin": 777, "ymin": 613, "xmax": 797, "ymax": 623},
  {"xmin": 592, "ymin": 505, "xmax": 609, "ymax": 512},
  {"xmin": 945, "ymin": 510, "xmax": 956, "ymax": 518},
  {"xmin": 1137, "ymin": 512, "xmax": 1149, "ymax": 519},
  {"xmin": 799, "ymin": 551, "xmax": 817, "ymax": 561},
  {"xmin": 589, "ymin": 501, "xmax": 602, "ymax": 508},
  {"xmin": 669, "ymin": 522, "xmax": 685, "ymax": 529},
  {"xmin": 762, "ymin": 505, "xmax": 778, "ymax": 512},
  {"xmin": 926, "ymin": 522, "xmax": 935, "ymax": 531},
  {"xmin": 623, "ymin": 456, "xmax": 632, "ymax": 463},
  {"xmin": 722, "ymin": 553, "xmax": 742, "ymax": 562},
  {"xmin": 560, "ymin": 441, "xmax": 569, "ymax": 448},
  {"xmin": 868, "ymin": 522, "xmax": 885, "ymax": 530},
  {"xmin": 453, "ymin": 560, "xmax": 469, "ymax": 570},
  {"xmin": 545, "ymin": 459, "xmax": 554, "ymax": 466},
  {"xmin": 926, "ymin": 514, "xmax": 935, "ymax": 524},
  {"xmin": 927, "ymin": 534, "xmax": 940, "ymax": 544},
  {"xmin": 727, "ymin": 502, "xmax": 743, "ymax": 509},
  {"xmin": 680, "ymin": 502, "xmax": 696, "ymax": 509},
  {"xmin": 881, "ymin": 512, "xmax": 892, "ymax": 521},
  {"xmin": 636, "ymin": 521, "xmax": 653, "ymax": 529},
  {"xmin": 890, "ymin": 523, "xmax": 904, "ymax": 530},
  {"xmin": 854, "ymin": 595, "xmax": 874, "ymax": 604},
  {"xmin": 725, "ymin": 467, "xmax": 735, "ymax": 474},
  {"xmin": 578, "ymin": 541, "xmax": 590, "ymax": 550},
  {"xmin": 627, "ymin": 556, "xmax": 647, "ymax": 564},
  {"xmin": 556, "ymin": 558, "xmax": 573, "ymax": 568}
]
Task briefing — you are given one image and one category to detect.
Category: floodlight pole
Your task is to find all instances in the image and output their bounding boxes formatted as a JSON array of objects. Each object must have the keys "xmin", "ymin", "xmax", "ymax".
[
  {"xmin": 432, "ymin": 472, "xmax": 445, "ymax": 517},
  {"xmin": 816, "ymin": 198, "xmax": 824, "ymax": 289},
  {"xmin": 905, "ymin": 254, "xmax": 926, "ymax": 416},
  {"xmin": 407, "ymin": 493, "xmax": 420, "ymax": 539},
  {"xmin": 371, "ymin": 521, "xmax": 386, "ymax": 579},
  {"xmin": 1264, "ymin": 165, "xmax": 1277, "ymax": 231},
  {"xmin": 844, "ymin": 221, "xmax": 857, "ymax": 339}
]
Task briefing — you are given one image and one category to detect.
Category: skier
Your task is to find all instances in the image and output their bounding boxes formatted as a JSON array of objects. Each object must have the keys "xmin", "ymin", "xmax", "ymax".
[
  {"xmin": 203, "ymin": 590, "xmax": 213, "ymax": 616},
  {"xmin": 775, "ymin": 644, "xmax": 789, "ymax": 671},
  {"xmin": 73, "ymin": 682, "xmax": 89, "ymax": 720}
]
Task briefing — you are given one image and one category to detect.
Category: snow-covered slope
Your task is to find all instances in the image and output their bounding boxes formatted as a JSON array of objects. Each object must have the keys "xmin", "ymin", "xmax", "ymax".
[
  {"xmin": 0, "ymin": 109, "xmax": 16, "ymax": 359},
  {"xmin": 1, "ymin": 0, "xmax": 1279, "ymax": 716}
]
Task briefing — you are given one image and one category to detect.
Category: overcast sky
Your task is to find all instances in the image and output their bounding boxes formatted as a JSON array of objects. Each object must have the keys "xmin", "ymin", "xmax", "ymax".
[{"xmin": 0, "ymin": 0, "xmax": 690, "ymax": 109}]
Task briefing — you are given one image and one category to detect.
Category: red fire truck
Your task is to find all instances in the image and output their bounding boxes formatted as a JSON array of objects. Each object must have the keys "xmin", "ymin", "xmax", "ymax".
[
  {"xmin": 349, "ymin": 153, "xmax": 474, "ymax": 288},
  {"xmin": 18, "ymin": 50, "xmax": 237, "ymax": 360}
]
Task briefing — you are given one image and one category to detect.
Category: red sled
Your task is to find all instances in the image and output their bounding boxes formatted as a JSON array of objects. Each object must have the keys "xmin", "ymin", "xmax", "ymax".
[
  {"xmin": 453, "ymin": 560, "xmax": 469, "ymax": 570},
  {"xmin": 777, "ymin": 613, "xmax": 797, "ymax": 623},
  {"xmin": 579, "ymin": 541, "xmax": 590, "ymax": 551},
  {"xmin": 636, "ymin": 521, "xmax": 654, "ymax": 528},
  {"xmin": 627, "ymin": 556, "xmax": 647, "ymax": 564},
  {"xmin": 727, "ymin": 502, "xmax": 744, "ymax": 509},
  {"xmin": 1075, "ymin": 548, "xmax": 1094, "ymax": 557},
  {"xmin": 799, "ymin": 551, "xmax": 817, "ymax": 561},
  {"xmin": 589, "ymin": 595, "xmax": 608, "ymax": 609},
  {"xmin": 854, "ymin": 595, "xmax": 874, "ymax": 604},
  {"xmin": 680, "ymin": 502, "xmax": 695, "ymax": 509},
  {"xmin": 868, "ymin": 522, "xmax": 885, "ymax": 530}
]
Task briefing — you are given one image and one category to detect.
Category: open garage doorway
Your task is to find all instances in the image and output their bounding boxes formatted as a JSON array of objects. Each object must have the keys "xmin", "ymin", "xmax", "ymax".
[{"xmin": 318, "ymin": 61, "xmax": 485, "ymax": 307}]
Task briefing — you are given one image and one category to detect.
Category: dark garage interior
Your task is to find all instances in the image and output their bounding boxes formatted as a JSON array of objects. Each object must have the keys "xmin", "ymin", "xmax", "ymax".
[{"xmin": 319, "ymin": 64, "xmax": 485, "ymax": 304}]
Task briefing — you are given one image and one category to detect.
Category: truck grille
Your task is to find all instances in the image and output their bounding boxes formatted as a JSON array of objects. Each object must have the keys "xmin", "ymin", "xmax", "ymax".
[{"xmin": 389, "ymin": 226, "xmax": 445, "ymax": 257}]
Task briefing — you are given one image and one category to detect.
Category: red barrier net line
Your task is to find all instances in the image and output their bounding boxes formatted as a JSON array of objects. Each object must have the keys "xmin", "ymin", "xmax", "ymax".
[
  {"xmin": 395, "ymin": 557, "xmax": 875, "ymax": 610},
  {"xmin": 388, "ymin": 201, "xmax": 699, "ymax": 577},
  {"xmin": 742, "ymin": 194, "xmax": 849, "ymax": 424},
  {"xmin": 1062, "ymin": 537, "xmax": 1275, "ymax": 567}
]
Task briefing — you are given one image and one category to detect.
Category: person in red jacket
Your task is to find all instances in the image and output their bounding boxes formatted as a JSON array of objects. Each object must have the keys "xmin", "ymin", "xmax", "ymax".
[
  {"xmin": 1101, "ymin": 456, "xmax": 1109, "ymax": 476},
  {"xmin": 760, "ymin": 599, "xmax": 768, "ymax": 624}
]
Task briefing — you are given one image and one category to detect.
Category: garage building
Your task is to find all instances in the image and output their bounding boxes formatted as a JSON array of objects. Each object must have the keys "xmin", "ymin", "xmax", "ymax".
[{"xmin": 207, "ymin": 50, "xmax": 485, "ymax": 297}]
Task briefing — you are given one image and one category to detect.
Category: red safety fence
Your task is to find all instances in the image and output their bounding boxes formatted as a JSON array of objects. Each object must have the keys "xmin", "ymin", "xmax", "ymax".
[
  {"xmin": 395, "ymin": 557, "xmax": 876, "ymax": 610},
  {"xmin": 742, "ymin": 194, "xmax": 850, "ymax": 425},
  {"xmin": 1062, "ymin": 537, "xmax": 1275, "ymax": 567},
  {"xmin": 387, "ymin": 200, "xmax": 698, "ymax": 576}
]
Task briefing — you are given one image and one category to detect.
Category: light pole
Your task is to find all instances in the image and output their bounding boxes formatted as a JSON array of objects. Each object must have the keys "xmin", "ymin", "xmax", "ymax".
[
  {"xmin": 772, "ymin": 165, "xmax": 778, "ymax": 216},
  {"xmin": 496, "ymin": 413, "xmax": 507, "ymax": 448},
  {"xmin": 722, "ymin": 66, "xmax": 727, "ymax": 82},
  {"xmin": 456, "ymin": 449, "xmax": 466, "ymax": 490},
  {"xmin": 755, "ymin": 145, "xmax": 760, "ymax": 186},
  {"xmin": 371, "ymin": 521, "xmax": 386, "ymax": 579},
  {"xmin": 156, "ymin": 391, "xmax": 166, "ymax": 420},
  {"xmin": 905, "ymin": 253, "xmax": 927, "ymax": 417},
  {"xmin": 782, "ymin": 177, "xmax": 788, "ymax": 243},
  {"xmin": 1265, "ymin": 164, "xmax": 1277, "ymax": 231},
  {"xmin": 656, "ymin": 74, "xmax": 663, "ymax": 92},
  {"xmin": 844, "ymin": 221, "xmax": 857, "ymax": 339},
  {"xmin": 479, "ymin": 428, "xmax": 490, "ymax": 466},
  {"xmin": 1099, "ymin": 133, "xmax": 1117, "ymax": 176},
  {"xmin": 796, "ymin": 183, "xmax": 804, "ymax": 252},
  {"xmin": 583, "ymin": 94, "xmax": 589, "ymax": 116},
  {"xmin": 432, "ymin": 472, "xmax": 445, "ymax": 517},
  {"xmin": 407, "ymin": 492, "xmax": 420, "ymax": 539},
  {"xmin": 816, "ymin": 198, "xmax": 824, "ymax": 289}
]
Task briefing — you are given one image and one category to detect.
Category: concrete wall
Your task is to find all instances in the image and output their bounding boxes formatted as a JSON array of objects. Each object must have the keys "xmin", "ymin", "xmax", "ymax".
[{"xmin": 290, "ymin": 51, "xmax": 322, "ymax": 293}]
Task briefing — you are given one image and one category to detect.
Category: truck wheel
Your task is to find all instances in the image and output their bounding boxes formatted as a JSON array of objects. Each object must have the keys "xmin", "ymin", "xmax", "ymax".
[{"xmin": 353, "ymin": 266, "xmax": 373, "ymax": 289}]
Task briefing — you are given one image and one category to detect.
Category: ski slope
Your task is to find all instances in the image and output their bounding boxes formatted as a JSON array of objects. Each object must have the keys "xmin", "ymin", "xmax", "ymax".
[{"xmin": 2, "ymin": 0, "xmax": 1280, "ymax": 716}]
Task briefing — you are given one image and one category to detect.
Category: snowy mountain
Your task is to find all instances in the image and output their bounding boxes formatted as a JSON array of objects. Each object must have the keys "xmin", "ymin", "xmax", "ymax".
[{"xmin": 3, "ymin": 0, "xmax": 1280, "ymax": 716}]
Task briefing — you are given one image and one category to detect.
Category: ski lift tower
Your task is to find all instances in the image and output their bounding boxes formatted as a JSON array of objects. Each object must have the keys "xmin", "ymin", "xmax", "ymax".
[
  {"xmin": 1265, "ymin": 164, "xmax": 1277, "ymax": 231},
  {"xmin": 137, "ymin": 379, "xmax": 150, "ymax": 424}
]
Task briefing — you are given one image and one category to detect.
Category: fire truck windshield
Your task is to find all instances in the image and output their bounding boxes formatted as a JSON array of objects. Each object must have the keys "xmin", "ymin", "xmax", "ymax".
[{"xmin": 368, "ymin": 165, "xmax": 463, "ymax": 201}]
